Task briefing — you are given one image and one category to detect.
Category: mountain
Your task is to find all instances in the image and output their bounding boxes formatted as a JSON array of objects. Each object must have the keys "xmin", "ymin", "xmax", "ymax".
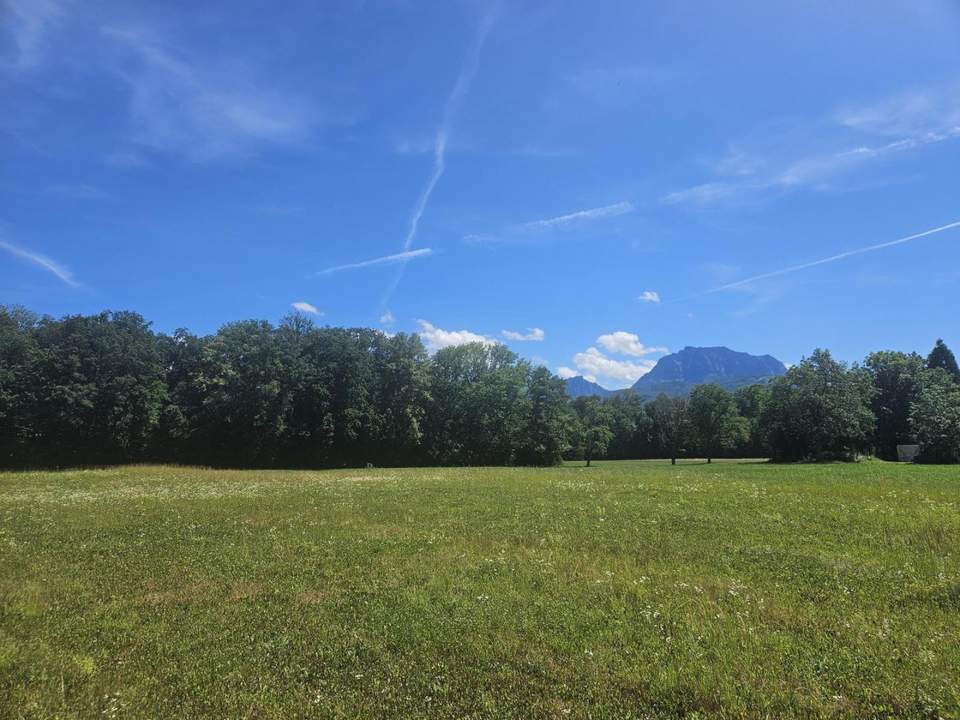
[
  {"xmin": 631, "ymin": 346, "xmax": 786, "ymax": 398},
  {"xmin": 563, "ymin": 375, "xmax": 614, "ymax": 399}
]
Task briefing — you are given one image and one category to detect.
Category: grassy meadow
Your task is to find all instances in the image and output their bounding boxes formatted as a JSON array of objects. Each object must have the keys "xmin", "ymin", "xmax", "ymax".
[{"xmin": 1, "ymin": 460, "xmax": 958, "ymax": 719}]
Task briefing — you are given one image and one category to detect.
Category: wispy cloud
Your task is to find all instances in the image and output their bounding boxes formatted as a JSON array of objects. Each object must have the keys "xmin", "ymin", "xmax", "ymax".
[
  {"xmin": 691, "ymin": 219, "xmax": 960, "ymax": 298},
  {"xmin": 379, "ymin": 310, "xmax": 395, "ymax": 325},
  {"xmin": 45, "ymin": 184, "xmax": 109, "ymax": 201},
  {"xmin": 836, "ymin": 87, "xmax": 960, "ymax": 138},
  {"xmin": 382, "ymin": 7, "xmax": 499, "ymax": 306},
  {"xmin": 662, "ymin": 135, "xmax": 959, "ymax": 206},
  {"xmin": 596, "ymin": 331, "xmax": 666, "ymax": 357},
  {"xmin": 318, "ymin": 248, "xmax": 433, "ymax": 276},
  {"xmin": 101, "ymin": 26, "xmax": 320, "ymax": 161},
  {"xmin": 556, "ymin": 366, "xmax": 579, "ymax": 380},
  {"xmin": 0, "ymin": 237, "xmax": 79, "ymax": 287},
  {"xmin": 502, "ymin": 327, "xmax": 545, "ymax": 342},
  {"xmin": 417, "ymin": 320, "xmax": 496, "ymax": 353},
  {"xmin": 257, "ymin": 203, "xmax": 301, "ymax": 217},
  {"xmin": 663, "ymin": 86, "xmax": 960, "ymax": 207},
  {"xmin": 291, "ymin": 301, "xmax": 322, "ymax": 315},
  {"xmin": 571, "ymin": 64, "xmax": 686, "ymax": 105},
  {"xmin": 1, "ymin": 0, "xmax": 65, "ymax": 71},
  {"xmin": 661, "ymin": 182, "xmax": 741, "ymax": 207},
  {"xmin": 637, "ymin": 290, "xmax": 660, "ymax": 304}
]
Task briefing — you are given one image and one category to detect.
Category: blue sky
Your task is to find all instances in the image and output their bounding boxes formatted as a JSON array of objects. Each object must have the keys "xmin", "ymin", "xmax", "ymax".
[{"xmin": 2, "ymin": 0, "xmax": 960, "ymax": 388}]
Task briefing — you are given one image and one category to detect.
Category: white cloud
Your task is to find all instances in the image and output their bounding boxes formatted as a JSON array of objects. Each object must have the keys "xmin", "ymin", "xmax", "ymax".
[
  {"xmin": 637, "ymin": 290, "xmax": 661, "ymax": 304},
  {"xmin": 572, "ymin": 346, "xmax": 656, "ymax": 387},
  {"xmin": 291, "ymin": 301, "xmax": 321, "ymax": 315},
  {"xmin": 596, "ymin": 331, "xmax": 666, "ymax": 357},
  {"xmin": 101, "ymin": 26, "xmax": 319, "ymax": 161},
  {"xmin": 1, "ymin": 0, "xmax": 65, "ymax": 71},
  {"xmin": 502, "ymin": 327, "xmax": 545, "ymax": 342},
  {"xmin": 556, "ymin": 366, "xmax": 578, "ymax": 379},
  {"xmin": 0, "ymin": 237, "xmax": 79, "ymax": 287},
  {"xmin": 318, "ymin": 248, "xmax": 433, "ymax": 276},
  {"xmin": 379, "ymin": 310, "xmax": 395, "ymax": 325},
  {"xmin": 416, "ymin": 320, "xmax": 496, "ymax": 353}
]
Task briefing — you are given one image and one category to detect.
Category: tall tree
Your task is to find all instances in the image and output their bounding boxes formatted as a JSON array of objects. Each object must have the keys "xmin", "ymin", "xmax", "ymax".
[
  {"xmin": 518, "ymin": 366, "xmax": 569, "ymax": 466},
  {"xmin": 582, "ymin": 425, "xmax": 613, "ymax": 467},
  {"xmin": 0, "ymin": 306, "xmax": 41, "ymax": 465},
  {"xmin": 864, "ymin": 351, "xmax": 925, "ymax": 460},
  {"xmin": 760, "ymin": 349, "xmax": 874, "ymax": 462},
  {"xmin": 571, "ymin": 395, "xmax": 613, "ymax": 466},
  {"xmin": 910, "ymin": 368, "xmax": 960, "ymax": 463},
  {"xmin": 603, "ymin": 393, "xmax": 654, "ymax": 459},
  {"xmin": 29, "ymin": 311, "xmax": 167, "ymax": 465},
  {"xmin": 926, "ymin": 339, "xmax": 959, "ymax": 380},
  {"xmin": 372, "ymin": 332, "xmax": 430, "ymax": 465},
  {"xmin": 424, "ymin": 343, "xmax": 530, "ymax": 466},
  {"xmin": 734, "ymin": 383, "xmax": 771, "ymax": 457},
  {"xmin": 688, "ymin": 384, "xmax": 747, "ymax": 463},
  {"xmin": 647, "ymin": 394, "xmax": 689, "ymax": 465}
]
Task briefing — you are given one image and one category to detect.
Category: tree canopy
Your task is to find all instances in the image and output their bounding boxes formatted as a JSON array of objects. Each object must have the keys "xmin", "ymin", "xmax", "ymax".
[
  {"xmin": 2, "ymin": 306, "xmax": 959, "ymax": 467},
  {"xmin": 760, "ymin": 350, "xmax": 875, "ymax": 462},
  {"xmin": 0, "ymin": 307, "xmax": 569, "ymax": 468}
]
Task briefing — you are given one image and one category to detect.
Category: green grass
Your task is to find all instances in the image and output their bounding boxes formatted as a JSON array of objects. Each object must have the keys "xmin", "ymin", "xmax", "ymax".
[{"xmin": 1, "ymin": 460, "xmax": 958, "ymax": 719}]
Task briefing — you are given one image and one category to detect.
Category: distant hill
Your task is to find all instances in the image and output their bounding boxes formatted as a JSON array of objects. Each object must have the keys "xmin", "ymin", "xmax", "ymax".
[
  {"xmin": 562, "ymin": 375, "xmax": 614, "ymax": 399},
  {"xmin": 631, "ymin": 346, "xmax": 786, "ymax": 398}
]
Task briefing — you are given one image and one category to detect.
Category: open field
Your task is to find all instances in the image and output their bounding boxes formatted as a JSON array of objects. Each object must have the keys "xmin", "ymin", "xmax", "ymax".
[{"xmin": 1, "ymin": 461, "xmax": 958, "ymax": 719}]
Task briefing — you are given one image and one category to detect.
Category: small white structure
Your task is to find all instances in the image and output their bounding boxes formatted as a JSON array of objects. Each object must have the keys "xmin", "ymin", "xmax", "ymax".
[{"xmin": 896, "ymin": 444, "xmax": 921, "ymax": 463}]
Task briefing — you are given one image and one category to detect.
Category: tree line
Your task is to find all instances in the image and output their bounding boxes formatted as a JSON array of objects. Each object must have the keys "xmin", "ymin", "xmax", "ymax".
[
  {"xmin": 0, "ymin": 307, "xmax": 568, "ymax": 468},
  {"xmin": 1, "ymin": 305, "xmax": 958, "ymax": 468},
  {"xmin": 569, "ymin": 342, "xmax": 960, "ymax": 464}
]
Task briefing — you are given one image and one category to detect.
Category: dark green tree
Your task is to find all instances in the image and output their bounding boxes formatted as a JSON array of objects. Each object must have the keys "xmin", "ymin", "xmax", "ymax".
[
  {"xmin": 424, "ymin": 343, "xmax": 530, "ymax": 466},
  {"xmin": 734, "ymin": 383, "xmax": 771, "ymax": 456},
  {"xmin": 688, "ymin": 384, "xmax": 747, "ymax": 463},
  {"xmin": 0, "ymin": 306, "xmax": 41, "ymax": 465},
  {"xmin": 760, "ymin": 349, "xmax": 874, "ymax": 461},
  {"xmin": 571, "ymin": 395, "xmax": 614, "ymax": 466},
  {"xmin": 583, "ymin": 425, "xmax": 613, "ymax": 467},
  {"xmin": 603, "ymin": 392, "xmax": 654, "ymax": 459},
  {"xmin": 864, "ymin": 351, "xmax": 925, "ymax": 460},
  {"xmin": 29, "ymin": 311, "xmax": 167, "ymax": 465},
  {"xmin": 646, "ymin": 394, "xmax": 689, "ymax": 465},
  {"xmin": 910, "ymin": 368, "xmax": 960, "ymax": 463},
  {"xmin": 926, "ymin": 339, "xmax": 959, "ymax": 380},
  {"xmin": 518, "ymin": 366, "xmax": 569, "ymax": 466}
]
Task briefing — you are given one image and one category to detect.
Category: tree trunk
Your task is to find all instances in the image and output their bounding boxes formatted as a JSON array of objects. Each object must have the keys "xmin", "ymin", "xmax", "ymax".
[
  {"xmin": 586, "ymin": 455, "xmax": 591, "ymax": 467},
  {"xmin": 671, "ymin": 456, "xmax": 676, "ymax": 465},
  {"xmin": 707, "ymin": 457, "xmax": 712, "ymax": 464}
]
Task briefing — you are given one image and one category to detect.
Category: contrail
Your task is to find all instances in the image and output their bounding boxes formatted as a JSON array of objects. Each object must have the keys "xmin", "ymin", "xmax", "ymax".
[
  {"xmin": 680, "ymin": 218, "xmax": 960, "ymax": 301},
  {"xmin": 318, "ymin": 248, "xmax": 432, "ymax": 276},
  {"xmin": 515, "ymin": 201, "xmax": 635, "ymax": 231},
  {"xmin": 0, "ymin": 238, "xmax": 80, "ymax": 287},
  {"xmin": 381, "ymin": 6, "xmax": 499, "ymax": 308}
]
